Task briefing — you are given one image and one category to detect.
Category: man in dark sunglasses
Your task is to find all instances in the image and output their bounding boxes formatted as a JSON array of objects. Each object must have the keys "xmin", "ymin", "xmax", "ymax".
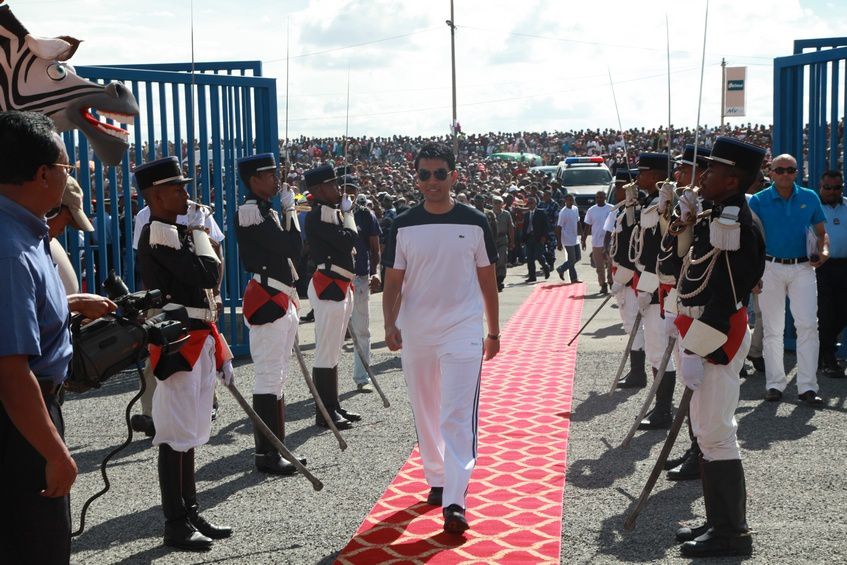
[
  {"xmin": 749, "ymin": 153, "xmax": 828, "ymax": 406},
  {"xmin": 816, "ymin": 170, "xmax": 847, "ymax": 378},
  {"xmin": 382, "ymin": 142, "xmax": 499, "ymax": 535}
]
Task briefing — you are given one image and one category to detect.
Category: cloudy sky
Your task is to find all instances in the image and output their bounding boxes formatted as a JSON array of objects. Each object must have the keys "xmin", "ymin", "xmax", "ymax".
[{"xmin": 15, "ymin": 0, "xmax": 847, "ymax": 139}]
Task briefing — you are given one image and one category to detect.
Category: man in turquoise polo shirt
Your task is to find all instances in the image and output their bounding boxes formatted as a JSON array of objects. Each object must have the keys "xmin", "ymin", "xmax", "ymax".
[
  {"xmin": 749, "ymin": 153, "xmax": 828, "ymax": 405},
  {"xmin": 816, "ymin": 170, "xmax": 847, "ymax": 378}
]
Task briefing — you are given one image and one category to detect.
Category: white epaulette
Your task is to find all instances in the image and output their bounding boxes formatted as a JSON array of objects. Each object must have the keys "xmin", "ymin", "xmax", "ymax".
[
  {"xmin": 238, "ymin": 201, "xmax": 264, "ymax": 227},
  {"xmin": 149, "ymin": 221, "xmax": 181, "ymax": 250},
  {"xmin": 710, "ymin": 206, "xmax": 741, "ymax": 251}
]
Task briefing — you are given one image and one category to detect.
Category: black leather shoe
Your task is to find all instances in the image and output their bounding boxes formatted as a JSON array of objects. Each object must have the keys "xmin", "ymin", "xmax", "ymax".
[
  {"xmin": 255, "ymin": 453, "xmax": 297, "ymax": 476},
  {"xmin": 336, "ymin": 406, "xmax": 362, "ymax": 422},
  {"xmin": 426, "ymin": 486, "xmax": 443, "ymax": 506},
  {"xmin": 748, "ymin": 356, "xmax": 765, "ymax": 372},
  {"xmin": 667, "ymin": 453, "xmax": 701, "ymax": 481},
  {"xmin": 557, "ymin": 267, "xmax": 565, "ymax": 280},
  {"xmin": 638, "ymin": 409, "xmax": 672, "ymax": 430},
  {"xmin": 525, "ymin": 276, "xmax": 537, "ymax": 282},
  {"xmin": 664, "ymin": 447, "xmax": 692, "ymax": 471},
  {"xmin": 680, "ymin": 528, "xmax": 752, "ymax": 557},
  {"xmin": 676, "ymin": 522, "xmax": 710, "ymax": 542},
  {"xmin": 187, "ymin": 508, "xmax": 233, "ymax": 539},
  {"xmin": 798, "ymin": 390, "xmax": 824, "ymax": 406},
  {"xmin": 543, "ymin": 266, "xmax": 551, "ymax": 279},
  {"xmin": 316, "ymin": 411, "xmax": 353, "ymax": 430},
  {"xmin": 443, "ymin": 504, "xmax": 469, "ymax": 534},
  {"xmin": 130, "ymin": 414, "xmax": 156, "ymax": 437},
  {"xmin": 765, "ymin": 388, "xmax": 782, "ymax": 402},
  {"xmin": 164, "ymin": 519, "xmax": 213, "ymax": 551},
  {"xmin": 299, "ymin": 310, "xmax": 314, "ymax": 323}
]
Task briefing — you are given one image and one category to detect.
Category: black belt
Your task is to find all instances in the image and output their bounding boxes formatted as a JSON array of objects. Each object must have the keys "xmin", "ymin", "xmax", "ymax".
[
  {"xmin": 765, "ymin": 255, "xmax": 808, "ymax": 265},
  {"xmin": 38, "ymin": 380, "xmax": 61, "ymax": 396}
]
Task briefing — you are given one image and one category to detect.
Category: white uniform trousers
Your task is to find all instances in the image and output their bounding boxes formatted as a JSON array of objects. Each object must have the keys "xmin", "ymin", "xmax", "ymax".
[
  {"xmin": 401, "ymin": 338, "xmax": 483, "ymax": 510},
  {"xmin": 349, "ymin": 275, "xmax": 371, "ymax": 385},
  {"xmin": 638, "ymin": 301, "xmax": 676, "ymax": 372},
  {"xmin": 152, "ymin": 335, "xmax": 216, "ymax": 453},
  {"xmin": 690, "ymin": 330, "xmax": 751, "ymax": 461},
  {"xmin": 308, "ymin": 280, "xmax": 354, "ymax": 369},
  {"xmin": 759, "ymin": 262, "xmax": 819, "ymax": 393},
  {"xmin": 247, "ymin": 304, "xmax": 299, "ymax": 398},
  {"xmin": 616, "ymin": 288, "xmax": 645, "ymax": 351}
]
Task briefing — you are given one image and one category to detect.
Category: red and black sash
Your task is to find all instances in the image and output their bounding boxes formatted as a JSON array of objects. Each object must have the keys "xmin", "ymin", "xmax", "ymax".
[
  {"xmin": 242, "ymin": 279, "xmax": 290, "ymax": 325},
  {"xmin": 675, "ymin": 307, "xmax": 748, "ymax": 365},
  {"xmin": 312, "ymin": 270, "xmax": 352, "ymax": 302},
  {"xmin": 149, "ymin": 322, "xmax": 230, "ymax": 381},
  {"xmin": 658, "ymin": 282, "xmax": 674, "ymax": 311}
]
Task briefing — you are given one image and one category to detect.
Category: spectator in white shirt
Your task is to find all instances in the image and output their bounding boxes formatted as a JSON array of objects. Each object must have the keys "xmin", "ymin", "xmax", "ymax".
[
  {"xmin": 555, "ymin": 194, "xmax": 581, "ymax": 283},
  {"xmin": 582, "ymin": 190, "xmax": 614, "ymax": 294}
]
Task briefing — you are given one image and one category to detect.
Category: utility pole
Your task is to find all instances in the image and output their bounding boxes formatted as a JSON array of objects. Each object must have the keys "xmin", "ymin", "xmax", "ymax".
[
  {"xmin": 720, "ymin": 57, "xmax": 726, "ymax": 130},
  {"xmin": 447, "ymin": 0, "xmax": 458, "ymax": 159}
]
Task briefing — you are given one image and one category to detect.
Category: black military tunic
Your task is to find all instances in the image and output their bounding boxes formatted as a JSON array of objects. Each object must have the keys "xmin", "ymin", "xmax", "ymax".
[{"xmin": 305, "ymin": 198, "xmax": 357, "ymax": 301}]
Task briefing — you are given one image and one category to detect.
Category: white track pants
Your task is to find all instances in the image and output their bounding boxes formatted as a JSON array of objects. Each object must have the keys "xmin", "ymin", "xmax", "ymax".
[
  {"xmin": 690, "ymin": 330, "xmax": 750, "ymax": 461},
  {"xmin": 152, "ymin": 335, "xmax": 216, "ymax": 452},
  {"xmin": 401, "ymin": 338, "xmax": 483, "ymax": 510},
  {"xmin": 349, "ymin": 275, "xmax": 371, "ymax": 385},
  {"xmin": 616, "ymin": 288, "xmax": 645, "ymax": 351},
  {"xmin": 639, "ymin": 302, "xmax": 675, "ymax": 372},
  {"xmin": 309, "ymin": 280, "xmax": 354, "ymax": 369},
  {"xmin": 248, "ymin": 304, "xmax": 299, "ymax": 398},
  {"xmin": 759, "ymin": 262, "xmax": 819, "ymax": 394}
]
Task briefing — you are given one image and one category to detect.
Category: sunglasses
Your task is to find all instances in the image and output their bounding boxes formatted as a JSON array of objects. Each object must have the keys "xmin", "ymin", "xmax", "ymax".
[
  {"xmin": 772, "ymin": 166, "xmax": 797, "ymax": 175},
  {"xmin": 822, "ymin": 184, "xmax": 844, "ymax": 191},
  {"xmin": 417, "ymin": 168, "xmax": 451, "ymax": 181},
  {"xmin": 45, "ymin": 205, "xmax": 64, "ymax": 220}
]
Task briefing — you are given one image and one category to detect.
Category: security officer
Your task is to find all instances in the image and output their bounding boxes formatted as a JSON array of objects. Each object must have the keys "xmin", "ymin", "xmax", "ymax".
[
  {"xmin": 673, "ymin": 136, "xmax": 766, "ymax": 558},
  {"xmin": 303, "ymin": 164, "xmax": 360, "ymax": 429},
  {"xmin": 816, "ymin": 170, "xmax": 847, "ymax": 377},
  {"xmin": 629, "ymin": 152, "xmax": 676, "ymax": 430},
  {"xmin": 235, "ymin": 153, "xmax": 303, "ymax": 476},
  {"xmin": 608, "ymin": 168, "xmax": 647, "ymax": 388},
  {"xmin": 657, "ymin": 144, "xmax": 708, "ymax": 480},
  {"xmin": 136, "ymin": 156, "xmax": 233, "ymax": 551}
]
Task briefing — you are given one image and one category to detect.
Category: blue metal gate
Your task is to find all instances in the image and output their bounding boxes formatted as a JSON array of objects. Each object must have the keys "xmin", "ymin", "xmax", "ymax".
[{"xmin": 62, "ymin": 61, "xmax": 279, "ymax": 355}]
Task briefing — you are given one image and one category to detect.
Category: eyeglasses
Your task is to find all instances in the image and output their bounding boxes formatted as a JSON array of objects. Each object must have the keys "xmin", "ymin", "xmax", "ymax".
[
  {"xmin": 771, "ymin": 166, "xmax": 797, "ymax": 175},
  {"xmin": 822, "ymin": 184, "xmax": 844, "ymax": 191},
  {"xmin": 417, "ymin": 168, "xmax": 451, "ymax": 181},
  {"xmin": 45, "ymin": 205, "xmax": 64, "ymax": 220},
  {"xmin": 51, "ymin": 162, "xmax": 77, "ymax": 176}
]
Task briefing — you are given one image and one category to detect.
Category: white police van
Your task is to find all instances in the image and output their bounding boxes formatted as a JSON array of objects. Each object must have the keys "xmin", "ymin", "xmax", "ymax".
[{"xmin": 554, "ymin": 156, "xmax": 614, "ymax": 216}]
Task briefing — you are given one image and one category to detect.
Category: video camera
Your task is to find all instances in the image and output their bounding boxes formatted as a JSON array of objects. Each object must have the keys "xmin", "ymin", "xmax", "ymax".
[{"xmin": 66, "ymin": 272, "xmax": 190, "ymax": 393}]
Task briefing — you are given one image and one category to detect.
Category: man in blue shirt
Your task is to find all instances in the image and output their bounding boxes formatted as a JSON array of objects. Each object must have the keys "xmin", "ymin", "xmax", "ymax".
[
  {"xmin": 0, "ymin": 111, "xmax": 115, "ymax": 564},
  {"xmin": 815, "ymin": 170, "xmax": 847, "ymax": 377},
  {"xmin": 749, "ymin": 153, "xmax": 828, "ymax": 405}
]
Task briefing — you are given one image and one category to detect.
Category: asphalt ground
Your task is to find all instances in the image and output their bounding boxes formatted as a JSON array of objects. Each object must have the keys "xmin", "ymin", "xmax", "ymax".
[{"xmin": 65, "ymin": 249, "xmax": 846, "ymax": 564}]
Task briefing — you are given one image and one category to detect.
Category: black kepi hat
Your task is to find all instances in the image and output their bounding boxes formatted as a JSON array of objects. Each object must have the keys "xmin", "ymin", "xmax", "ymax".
[
  {"xmin": 304, "ymin": 164, "xmax": 337, "ymax": 188},
  {"xmin": 706, "ymin": 136, "xmax": 766, "ymax": 176},
  {"xmin": 675, "ymin": 144, "xmax": 710, "ymax": 169},
  {"xmin": 237, "ymin": 153, "xmax": 277, "ymax": 184},
  {"xmin": 637, "ymin": 152, "xmax": 669, "ymax": 171},
  {"xmin": 134, "ymin": 156, "xmax": 192, "ymax": 191}
]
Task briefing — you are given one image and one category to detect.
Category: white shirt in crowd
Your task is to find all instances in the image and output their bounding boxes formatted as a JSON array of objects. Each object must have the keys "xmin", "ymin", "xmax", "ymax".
[
  {"xmin": 584, "ymin": 203, "xmax": 613, "ymax": 248},
  {"xmin": 132, "ymin": 200, "xmax": 225, "ymax": 250},
  {"xmin": 556, "ymin": 206, "xmax": 580, "ymax": 246}
]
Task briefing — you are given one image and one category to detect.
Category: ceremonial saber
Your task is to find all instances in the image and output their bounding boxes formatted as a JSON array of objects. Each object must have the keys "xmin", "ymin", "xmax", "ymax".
[
  {"xmin": 568, "ymin": 294, "xmax": 613, "ymax": 347},
  {"xmin": 224, "ymin": 381, "xmax": 323, "ymax": 491},
  {"xmin": 293, "ymin": 335, "xmax": 348, "ymax": 451},
  {"xmin": 624, "ymin": 387, "xmax": 692, "ymax": 530},
  {"xmin": 349, "ymin": 333, "xmax": 390, "ymax": 408},
  {"xmin": 608, "ymin": 312, "xmax": 642, "ymax": 395},
  {"xmin": 621, "ymin": 337, "xmax": 676, "ymax": 447}
]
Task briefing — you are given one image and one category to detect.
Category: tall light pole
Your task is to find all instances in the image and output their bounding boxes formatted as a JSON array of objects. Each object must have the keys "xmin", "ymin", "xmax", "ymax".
[{"xmin": 447, "ymin": 0, "xmax": 458, "ymax": 159}]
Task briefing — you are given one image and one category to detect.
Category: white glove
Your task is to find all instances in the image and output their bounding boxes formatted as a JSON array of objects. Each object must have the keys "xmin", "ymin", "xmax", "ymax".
[
  {"xmin": 340, "ymin": 195, "xmax": 353, "ymax": 212},
  {"xmin": 280, "ymin": 183, "xmax": 295, "ymax": 209},
  {"xmin": 678, "ymin": 188, "xmax": 700, "ymax": 222},
  {"xmin": 611, "ymin": 281, "xmax": 625, "ymax": 296},
  {"xmin": 636, "ymin": 290, "xmax": 652, "ymax": 311},
  {"xmin": 657, "ymin": 181, "xmax": 676, "ymax": 215},
  {"xmin": 680, "ymin": 352, "xmax": 705, "ymax": 391},
  {"xmin": 664, "ymin": 313, "xmax": 678, "ymax": 338},
  {"xmin": 219, "ymin": 360, "xmax": 234, "ymax": 386}
]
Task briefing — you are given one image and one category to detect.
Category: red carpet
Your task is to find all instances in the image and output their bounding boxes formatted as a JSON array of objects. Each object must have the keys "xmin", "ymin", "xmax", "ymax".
[{"xmin": 336, "ymin": 283, "xmax": 584, "ymax": 564}]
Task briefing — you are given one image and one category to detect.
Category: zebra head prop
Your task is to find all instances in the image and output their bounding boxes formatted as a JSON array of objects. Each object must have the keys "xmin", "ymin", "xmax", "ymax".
[{"xmin": 0, "ymin": 3, "xmax": 138, "ymax": 165}]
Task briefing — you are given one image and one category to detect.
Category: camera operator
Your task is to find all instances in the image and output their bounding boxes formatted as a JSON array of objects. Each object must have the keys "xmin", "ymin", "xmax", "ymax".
[
  {"xmin": 0, "ymin": 111, "xmax": 116, "ymax": 564},
  {"xmin": 134, "ymin": 156, "xmax": 233, "ymax": 551}
]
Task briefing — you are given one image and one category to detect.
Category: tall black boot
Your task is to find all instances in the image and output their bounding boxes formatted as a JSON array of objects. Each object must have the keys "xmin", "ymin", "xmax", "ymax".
[
  {"xmin": 182, "ymin": 448, "xmax": 233, "ymax": 539},
  {"xmin": 278, "ymin": 395, "xmax": 307, "ymax": 465},
  {"xmin": 639, "ymin": 370, "xmax": 675, "ymax": 429},
  {"xmin": 158, "ymin": 445, "xmax": 212, "ymax": 551},
  {"xmin": 313, "ymin": 367, "xmax": 352, "ymax": 429},
  {"xmin": 667, "ymin": 439, "xmax": 701, "ymax": 480},
  {"xmin": 681, "ymin": 459, "xmax": 752, "ymax": 557},
  {"xmin": 617, "ymin": 349, "xmax": 647, "ymax": 388},
  {"xmin": 253, "ymin": 394, "xmax": 296, "ymax": 476},
  {"xmin": 333, "ymin": 366, "xmax": 361, "ymax": 422}
]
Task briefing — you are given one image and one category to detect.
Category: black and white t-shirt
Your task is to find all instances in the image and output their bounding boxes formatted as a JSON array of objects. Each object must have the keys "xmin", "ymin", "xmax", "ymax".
[{"xmin": 384, "ymin": 203, "xmax": 498, "ymax": 345}]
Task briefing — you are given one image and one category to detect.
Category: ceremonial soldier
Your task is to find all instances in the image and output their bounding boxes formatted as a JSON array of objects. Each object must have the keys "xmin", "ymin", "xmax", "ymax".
[
  {"xmin": 628, "ymin": 152, "xmax": 677, "ymax": 430},
  {"xmin": 672, "ymin": 136, "xmax": 766, "ymax": 557},
  {"xmin": 304, "ymin": 164, "xmax": 360, "ymax": 429},
  {"xmin": 657, "ymin": 144, "xmax": 709, "ymax": 481},
  {"xmin": 235, "ymin": 153, "xmax": 304, "ymax": 476},
  {"xmin": 135, "ymin": 156, "xmax": 233, "ymax": 551},
  {"xmin": 608, "ymin": 168, "xmax": 647, "ymax": 387}
]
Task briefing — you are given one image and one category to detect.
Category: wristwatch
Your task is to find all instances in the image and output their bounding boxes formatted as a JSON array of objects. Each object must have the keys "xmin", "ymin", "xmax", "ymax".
[{"xmin": 487, "ymin": 333, "xmax": 500, "ymax": 340}]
